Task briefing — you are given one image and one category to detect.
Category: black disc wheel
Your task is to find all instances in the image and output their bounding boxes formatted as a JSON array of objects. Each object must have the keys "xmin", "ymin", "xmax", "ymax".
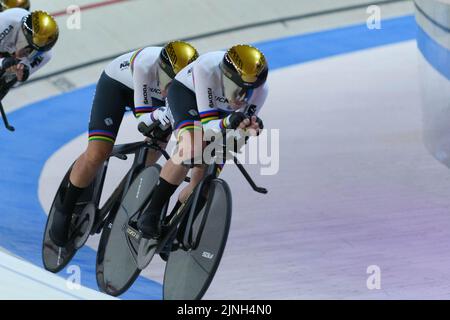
[
  {"xmin": 96, "ymin": 165, "xmax": 161, "ymax": 296},
  {"xmin": 163, "ymin": 179, "xmax": 232, "ymax": 300},
  {"xmin": 42, "ymin": 166, "xmax": 95, "ymax": 273}
]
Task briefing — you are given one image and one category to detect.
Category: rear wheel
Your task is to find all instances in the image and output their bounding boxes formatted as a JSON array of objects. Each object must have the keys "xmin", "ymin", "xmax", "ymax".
[{"xmin": 163, "ymin": 179, "xmax": 232, "ymax": 300}]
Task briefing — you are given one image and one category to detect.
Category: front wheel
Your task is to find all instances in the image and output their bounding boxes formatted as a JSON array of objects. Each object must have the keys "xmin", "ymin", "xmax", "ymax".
[{"xmin": 163, "ymin": 178, "xmax": 232, "ymax": 300}]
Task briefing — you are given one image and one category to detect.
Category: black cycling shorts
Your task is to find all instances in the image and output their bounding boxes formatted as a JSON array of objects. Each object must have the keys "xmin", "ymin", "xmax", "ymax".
[
  {"xmin": 166, "ymin": 79, "xmax": 202, "ymax": 138},
  {"xmin": 88, "ymin": 72, "xmax": 134, "ymax": 144},
  {"xmin": 88, "ymin": 72, "xmax": 165, "ymax": 144}
]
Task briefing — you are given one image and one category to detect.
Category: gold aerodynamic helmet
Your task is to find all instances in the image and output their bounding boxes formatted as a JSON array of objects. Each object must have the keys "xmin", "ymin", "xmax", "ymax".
[
  {"xmin": 21, "ymin": 11, "xmax": 59, "ymax": 52},
  {"xmin": 220, "ymin": 44, "xmax": 268, "ymax": 103},
  {"xmin": 0, "ymin": 0, "xmax": 30, "ymax": 11},
  {"xmin": 157, "ymin": 40, "xmax": 199, "ymax": 91}
]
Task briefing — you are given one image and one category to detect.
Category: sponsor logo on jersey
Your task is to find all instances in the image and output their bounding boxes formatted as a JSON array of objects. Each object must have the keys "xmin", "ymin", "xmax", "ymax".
[
  {"xmin": 149, "ymin": 87, "xmax": 161, "ymax": 95},
  {"xmin": 208, "ymin": 88, "xmax": 214, "ymax": 107},
  {"xmin": 209, "ymin": 88, "xmax": 231, "ymax": 106},
  {"xmin": 30, "ymin": 56, "xmax": 44, "ymax": 68},
  {"xmin": 143, "ymin": 85, "xmax": 149, "ymax": 104},
  {"xmin": 216, "ymin": 96, "xmax": 229, "ymax": 104},
  {"xmin": 120, "ymin": 60, "xmax": 130, "ymax": 70},
  {"xmin": 0, "ymin": 25, "xmax": 13, "ymax": 43}
]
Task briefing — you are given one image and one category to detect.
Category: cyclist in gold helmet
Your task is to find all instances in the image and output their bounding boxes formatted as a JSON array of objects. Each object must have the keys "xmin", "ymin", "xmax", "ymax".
[
  {"xmin": 0, "ymin": 7, "xmax": 58, "ymax": 82},
  {"xmin": 136, "ymin": 44, "xmax": 269, "ymax": 240},
  {"xmin": 49, "ymin": 42, "xmax": 200, "ymax": 247},
  {"xmin": 0, "ymin": 0, "xmax": 30, "ymax": 11}
]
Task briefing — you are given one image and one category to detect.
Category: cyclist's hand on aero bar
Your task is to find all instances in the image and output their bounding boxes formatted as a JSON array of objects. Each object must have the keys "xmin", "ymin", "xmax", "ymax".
[
  {"xmin": 225, "ymin": 111, "xmax": 248, "ymax": 130},
  {"xmin": 1, "ymin": 57, "xmax": 20, "ymax": 79},
  {"xmin": 246, "ymin": 116, "xmax": 264, "ymax": 136},
  {"xmin": 1, "ymin": 57, "xmax": 20, "ymax": 72},
  {"xmin": 151, "ymin": 107, "xmax": 171, "ymax": 128},
  {"xmin": 15, "ymin": 64, "xmax": 30, "ymax": 82}
]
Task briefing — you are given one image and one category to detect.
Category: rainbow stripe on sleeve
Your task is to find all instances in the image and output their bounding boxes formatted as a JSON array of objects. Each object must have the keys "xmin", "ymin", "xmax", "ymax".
[
  {"xmin": 134, "ymin": 106, "xmax": 158, "ymax": 118},
  {"xmin": 219, "ymin": 117, "xmax": 227, "ymax": 129},
  {"xmin": 88, "ymin": 130, "xmax": 116, "ymax": 144},
  {"xmin": 130, "ymin": 48, "xmax": 144, "ymax": 74},
  {"xmin": 175, "ymin": 120, "xmax": 203, "ymax": 139},
  {"xmin": 199, "ymin": 109, "xmax": 219, "ymax": 125}
]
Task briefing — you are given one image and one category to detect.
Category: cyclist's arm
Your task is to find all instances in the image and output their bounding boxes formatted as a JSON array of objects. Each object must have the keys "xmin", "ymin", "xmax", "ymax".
[
  {"xmin": 201, "ymin": 83, "xmax": 269, "ymax": 133},
  {"xmin": 192, "ymin": 63, "xmax": 223, "ymax": 132},
  {"xmin": 248, "ymin": 82, "xmax": 269, "ymax": 117},
  {"xmin": 135, "ymin": 94, "xmax": 166, "ymax": 127},
  {"xmin": 199, "ymin": 109, "xmax": 222, "ymax": 132},
  {"xmin": 19, "ymin": 51, "xmax": 52, "ymax": 81},
  {"xmin": 132, "ymin": 56, "xmax": 165, "ymax": 126}
]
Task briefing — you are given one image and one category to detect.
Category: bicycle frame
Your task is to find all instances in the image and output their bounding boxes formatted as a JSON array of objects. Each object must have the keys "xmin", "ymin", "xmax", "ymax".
[
  {"xmin": 106, "ymin": 122, "xmax": 268, "ymax": 255},
  {"xmin": 166, "ymin": 142, "xmax": 268, "ymax": 251},
  {"xmin": 89, "ymin": 140, "xmax": 165, "ymax": 234},
  {"xmin": 96, "ymin": 123, "xmax": 268, "ymax": 295}
]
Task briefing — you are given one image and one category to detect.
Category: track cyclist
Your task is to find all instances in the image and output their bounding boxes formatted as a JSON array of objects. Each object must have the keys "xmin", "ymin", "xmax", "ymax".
[
  {"xmin": 0, "ymin": 5, "xmax": 58, "ymax": 83},
  {"xmin": 48, "ymin": 41, "xmax": 199, "ymax": 247},
  {"xmin": 136, "ymin": 44, "xmax": 269, "ymax": 239}
]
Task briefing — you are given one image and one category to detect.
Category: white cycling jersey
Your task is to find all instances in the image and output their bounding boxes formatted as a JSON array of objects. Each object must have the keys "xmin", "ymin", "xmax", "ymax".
[
  {"xmin": 175, "ymin": 51, "xmax": 269, "ymax": 132},
  {"xmin": 0, "ymin": 8, "xmax": 52, "ymax": 81},
  {"xmin": 105, "ymin": 46, "xmax": 165, "ymax": 122}
]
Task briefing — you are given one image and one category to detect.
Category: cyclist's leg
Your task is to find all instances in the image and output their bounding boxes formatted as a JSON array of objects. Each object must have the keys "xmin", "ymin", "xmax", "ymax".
[
  {"xmin": 70, "ymin": 141, "xmax": 113, "ymax": 188},
  {"xmin": 178, "ymin": 166, "xmax": 205, "ymax": 203},
  {"xmin": 49, "ymin": 72, "xmax": 130, "ymax": 246},
  {"xmin": 144, "ymin": 131, "xmax": 171, "ymax": 167},
  {"xmin": 134, "ymin": 98, "xmax": 172, "ymax": 167},
  {"xmin": 138, "ymin": 80, "xmax": 202, "ymax": 238}
]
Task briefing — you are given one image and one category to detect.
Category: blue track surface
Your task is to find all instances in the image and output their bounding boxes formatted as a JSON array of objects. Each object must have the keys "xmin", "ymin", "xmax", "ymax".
[{"xmin": 0, "ymin": 15, "xmax": 416, "ymax": 299}]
